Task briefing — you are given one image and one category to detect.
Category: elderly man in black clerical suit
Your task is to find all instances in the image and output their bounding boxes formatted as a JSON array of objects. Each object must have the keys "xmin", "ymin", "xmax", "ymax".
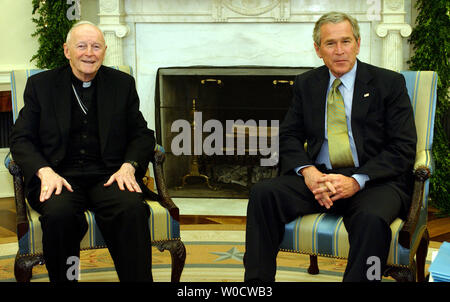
[
  {"xmin": 10, "ymin": 21, "xmax": 155, "ymax": 282},
  {"xmin": 244, "ymin": 12, "xmax": 417, "ymax": 282}
]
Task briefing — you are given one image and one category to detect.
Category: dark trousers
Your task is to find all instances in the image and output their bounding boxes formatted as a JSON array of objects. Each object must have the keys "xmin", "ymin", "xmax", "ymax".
[
  {"xmin": 29, "ymin": 175, "xmax": 153, "ymax": 282},
  {"xmin": 244, "ymin": 173, "xmax": 405, "ymax": 282}
]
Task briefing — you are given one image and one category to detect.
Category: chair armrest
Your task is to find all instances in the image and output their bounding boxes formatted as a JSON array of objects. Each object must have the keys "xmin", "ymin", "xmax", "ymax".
[
  {"xmin": 4, "ymin": 151, "xmax": 12, "ymax": 170},
  {"xmin": 152, "ymin": 145, "xmax": 180, "ymax": 222},
  {"xmin": 414, "ymin": 150, "xmax": 434, "ymax": 173},
  {"xmin": 6, "ymin": 159, "xmax": 29, "ymax": 238},
  {"xmin": 398, "ymin": 165, "xmax": 431, "ymax": 249}
]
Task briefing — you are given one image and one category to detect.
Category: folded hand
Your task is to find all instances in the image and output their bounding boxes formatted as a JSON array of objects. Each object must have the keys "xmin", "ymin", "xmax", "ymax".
[
  {"xmin": 300, "ymin": 166, "xmax": 336, "ymax": 209},
  {"xmin": 312, "ymin": 174, "xmax": 360, "ymax": 202}
]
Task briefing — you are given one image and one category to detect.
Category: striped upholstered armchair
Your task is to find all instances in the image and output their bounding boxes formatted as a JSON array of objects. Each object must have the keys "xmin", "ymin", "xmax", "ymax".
[
  {"xmin": 6, "ymin": 66, "xmax": 186, "ymax": 282},
  {"xmin": 279, "ymin": 71, "xmax": 438, "ymax": 282}
]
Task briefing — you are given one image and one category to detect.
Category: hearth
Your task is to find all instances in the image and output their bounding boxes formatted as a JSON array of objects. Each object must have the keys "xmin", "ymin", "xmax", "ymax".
[{"xmin": 155, "ymin": 66, "xmax": 311, "ymax": 198}]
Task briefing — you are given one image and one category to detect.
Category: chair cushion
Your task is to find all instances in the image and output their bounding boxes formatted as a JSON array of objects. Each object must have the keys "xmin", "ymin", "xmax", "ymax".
[
  {"xmin": 18, "ymin": 199, "xmax": 180, "ymax": 256},
  {"xmin": 280, "ymin": 213, "xmax": 410, "ymax": 267}
]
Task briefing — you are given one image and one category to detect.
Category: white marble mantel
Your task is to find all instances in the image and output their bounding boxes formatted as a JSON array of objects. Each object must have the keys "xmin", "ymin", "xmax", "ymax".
[{"xmin": 95, "ymin": 0, "xmax": 413, "ymax": 130}]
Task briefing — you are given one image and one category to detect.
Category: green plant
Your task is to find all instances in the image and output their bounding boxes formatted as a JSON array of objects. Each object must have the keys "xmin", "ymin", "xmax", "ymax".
[
  {"xmin": 408, "ymin": 0, "xmax": 450, "ymax": 216},
  {"xmin": 30, "ymin": 0, "xmax": 76, "ymax": 69}
]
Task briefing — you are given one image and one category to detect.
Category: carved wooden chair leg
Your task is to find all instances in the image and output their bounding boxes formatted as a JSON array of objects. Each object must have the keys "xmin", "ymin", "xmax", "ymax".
[
  {"xmin": 416, "ymin": 229, "xmax": 429, "ymax": 282},
  {"xmin": 14, "ymin": 253, "xmax": 45, "ymax": 282},
  {"xmin": 308, "ymin": 255, "xmax": 319, "ymax": 275},
  {"xmin": 154, "ymin": 240, "xmax": 186, "ymax": 282},
  {"xmin": 169, "ymin": 240, "xmax": 186, "ymax": 282}
]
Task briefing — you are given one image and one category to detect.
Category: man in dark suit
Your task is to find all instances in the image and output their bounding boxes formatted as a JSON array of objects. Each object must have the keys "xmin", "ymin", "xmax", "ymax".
[
  {"xmin": 10, "ymin": 21, "xmax": 155, "ymax": 281},
  {"xmin": 244, "ymin": 12, "xmax": 417, "ymax": 282}
]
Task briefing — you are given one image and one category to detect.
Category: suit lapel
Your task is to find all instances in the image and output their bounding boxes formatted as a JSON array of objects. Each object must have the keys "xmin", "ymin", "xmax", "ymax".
[
  {"xmin": 53, "ymin": 67, "xmax": 72, "ymax": 147},
  {"xmin": 96, "ymin": 66, "xmax": 116, "ymax": 155},
  {"xmin": 351, "ymin": 60, "xmax": 374, "ymax": 159},
  {"xmin": 312, "ymin": 66, "xmax": 330, "ymax": 142}
]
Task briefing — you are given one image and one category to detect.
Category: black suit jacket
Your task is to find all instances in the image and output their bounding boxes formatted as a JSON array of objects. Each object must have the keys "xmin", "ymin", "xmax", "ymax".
[
  {"xmin": 10, "ymin": 65, "xmax": 155, "ymax": 196},
  {"xmin": 279, "ymin": 60, "xmax": 417, "ymax": 206}
]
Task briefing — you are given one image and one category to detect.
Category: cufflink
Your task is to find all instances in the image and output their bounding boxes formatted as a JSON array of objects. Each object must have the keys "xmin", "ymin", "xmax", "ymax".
[{"xmin": 364, "ymin": 93, "xmax": 370, "ymax": 97}]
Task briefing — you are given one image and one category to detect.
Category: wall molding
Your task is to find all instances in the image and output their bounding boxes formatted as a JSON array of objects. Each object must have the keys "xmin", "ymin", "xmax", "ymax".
[{"xmin": 0, "ymin": 71, "xmax": 11, "ymax": 85}]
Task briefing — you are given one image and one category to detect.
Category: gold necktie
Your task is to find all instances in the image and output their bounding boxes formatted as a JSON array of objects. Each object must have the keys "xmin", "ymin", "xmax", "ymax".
[{"xmin": 327, "ymin": 78, "xmax": 354, "ymax": 168}]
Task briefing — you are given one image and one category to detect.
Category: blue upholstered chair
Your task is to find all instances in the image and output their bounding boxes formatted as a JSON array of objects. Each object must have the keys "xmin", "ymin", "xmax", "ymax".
[
  {"xmin": 279, "ymin": 71, "xmax": 438, "ymax": 282},
  {"xmin": 6, "ymin": 66, "xmax": 186, "ymax": 282}
]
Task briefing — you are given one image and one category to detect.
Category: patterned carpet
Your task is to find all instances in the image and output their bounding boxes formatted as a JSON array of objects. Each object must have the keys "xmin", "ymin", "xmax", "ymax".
[{"xmin": 0, "ymin": 230, "xmax": 436, "ymax": 282}]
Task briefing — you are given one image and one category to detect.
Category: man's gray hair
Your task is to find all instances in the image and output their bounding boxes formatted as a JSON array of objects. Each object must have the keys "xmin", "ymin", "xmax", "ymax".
[
  {"xmin": 65, "ymin": 20, "xmax": 103, "ymax": 44},
  {"xmin": 313, "ymin": 12, "xmax": 360, "ymax": 46}
]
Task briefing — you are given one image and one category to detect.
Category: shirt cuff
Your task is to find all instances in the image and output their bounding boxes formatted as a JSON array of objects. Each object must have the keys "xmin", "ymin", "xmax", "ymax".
[
  {"xmin": 351, "ymin": 174, "xmax": 370, "ymax": 190},
  {"xmin": 295, "ymin": 165, "xmax": 313, "ymax": 176}
]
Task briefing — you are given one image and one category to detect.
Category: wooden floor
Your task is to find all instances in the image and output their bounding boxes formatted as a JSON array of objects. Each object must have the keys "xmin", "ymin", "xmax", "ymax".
[
  {"xmin": 1, "ymin": 197, "xmax": 449, "ymax": 244},
  {"xmin": 426, "ymin": 206, "xmax": 450, "ymax": 242},
  {"xmin": 0, "ymin": 197, "xmax": 16, "ymax": 244}
]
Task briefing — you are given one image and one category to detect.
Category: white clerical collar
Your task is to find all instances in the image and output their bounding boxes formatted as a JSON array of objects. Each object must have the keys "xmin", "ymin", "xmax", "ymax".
[{"xmin": 82, "ymin": 81, "xmax": 92, "ymax": 88}]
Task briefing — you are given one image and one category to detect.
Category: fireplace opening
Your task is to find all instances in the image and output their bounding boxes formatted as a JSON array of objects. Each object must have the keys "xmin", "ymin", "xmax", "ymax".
[{"xmin": 155, "ymin": 66, "xmax": 311, "ymax": 199}]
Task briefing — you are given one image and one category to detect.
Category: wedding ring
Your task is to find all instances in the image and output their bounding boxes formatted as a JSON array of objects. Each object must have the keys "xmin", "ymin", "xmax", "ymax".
[{"xmin": 42, "ymin": 186, "xmax": 48, "ymax": 191}]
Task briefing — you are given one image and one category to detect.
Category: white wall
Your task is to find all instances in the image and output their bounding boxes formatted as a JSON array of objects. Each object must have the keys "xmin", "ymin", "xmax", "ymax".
[{"xmin": 0, "ymin": 1, "xmax": 39, "ymax": 71}]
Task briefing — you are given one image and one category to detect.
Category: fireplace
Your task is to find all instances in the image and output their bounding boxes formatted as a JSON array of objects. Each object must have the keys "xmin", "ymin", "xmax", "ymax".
[{"xmin": 155, "ymin": 66, "xmax": 311, "ymax": 198}]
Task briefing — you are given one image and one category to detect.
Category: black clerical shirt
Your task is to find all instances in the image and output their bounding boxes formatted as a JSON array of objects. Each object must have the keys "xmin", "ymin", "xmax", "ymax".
[{"xmin": 56, "ymin": 74, "xmax": 116, "ymax": 178}]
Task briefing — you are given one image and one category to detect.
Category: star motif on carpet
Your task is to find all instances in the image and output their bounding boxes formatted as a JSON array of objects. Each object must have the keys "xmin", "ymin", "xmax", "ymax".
[{"xmin": 211, "ymin": 247, "xmax": 244, "ymax": 262}]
